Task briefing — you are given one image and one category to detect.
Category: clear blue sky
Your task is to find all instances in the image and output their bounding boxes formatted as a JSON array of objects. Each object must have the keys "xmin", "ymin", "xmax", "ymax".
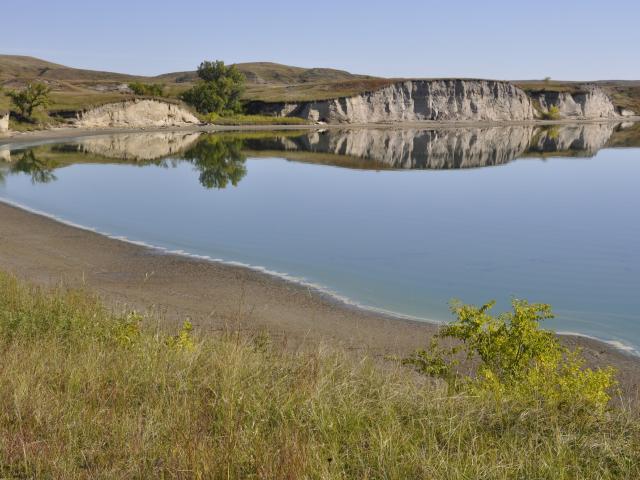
[{"xmin": 4, "ymin": 0, "xmax": 639, "ymax": 80}]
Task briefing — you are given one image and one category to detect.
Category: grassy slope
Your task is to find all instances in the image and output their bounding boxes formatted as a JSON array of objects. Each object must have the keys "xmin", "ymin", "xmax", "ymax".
[
  {"xmin": 0, "ymin": 55, "xmax": 385, "ymax": 110},
  {"xmin": 2, "ymin": 55, "xmax": 639, "ymax": 118},
  {"xmin": 0, "ymin": 271, "xmax": 639, "ymax": 478}
]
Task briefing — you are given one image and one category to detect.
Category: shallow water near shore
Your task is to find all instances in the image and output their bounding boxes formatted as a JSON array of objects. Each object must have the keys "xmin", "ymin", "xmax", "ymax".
[{"xmin": 1, "ymin": 125, "xmax": 639, "ymax": 352}]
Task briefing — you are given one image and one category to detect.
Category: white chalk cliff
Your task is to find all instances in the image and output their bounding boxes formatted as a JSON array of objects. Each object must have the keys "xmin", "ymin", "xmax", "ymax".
[
  {"xmin": 249, "ymin": 80, "xmax": 623, "ymax": 124},
  {"xmin": 73, "ymin": 100, "xmax": 200, "ymax": 128},
  {"xmin": 252, "ymin": 80, "xmax": 534, "ymax": 123},
  {"xmin": 529, "ymin": 85, "xmax": 618, "ymax": 119}
]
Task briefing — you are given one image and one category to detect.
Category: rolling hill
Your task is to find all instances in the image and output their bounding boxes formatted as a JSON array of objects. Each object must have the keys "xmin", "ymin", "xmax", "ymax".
[
  {"xmin": 0, "ymin": 55, "xmax": 386, "ymax": 108},
  {"xmin": 1, "ymin": 54, "xmax": 638, "ymax": 114}
]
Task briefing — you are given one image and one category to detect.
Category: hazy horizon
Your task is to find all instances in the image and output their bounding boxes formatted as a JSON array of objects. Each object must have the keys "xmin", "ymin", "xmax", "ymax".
[{"xmin": 4, "ymin": 0, "xmax": 640, "ymax": 80}]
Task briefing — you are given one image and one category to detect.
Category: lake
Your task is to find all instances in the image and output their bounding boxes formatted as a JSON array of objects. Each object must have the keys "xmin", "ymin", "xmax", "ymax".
[{"xmin": 1, "ymin": 123, "xmax": 639, "ymax": 352}]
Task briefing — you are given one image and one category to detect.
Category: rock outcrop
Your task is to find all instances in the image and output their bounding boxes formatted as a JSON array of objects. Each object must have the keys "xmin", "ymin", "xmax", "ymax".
[
  {"xmin": 0, "ymin": 112, "xmax": 9, "ymax": 133},
  {"xmin": 529, "ymin": 85, "xmax": 618, "ymax": 119},
  {"xmin": 73, "ymin": 100, "xmax": 200, "ymax": 128},
  {"xmin": 249, "ymin": 80, "xmax": 624, "ymax": 124},
  {"xmin": 249, "ymin": 80, "xmax": 535, "ymax": 124}
]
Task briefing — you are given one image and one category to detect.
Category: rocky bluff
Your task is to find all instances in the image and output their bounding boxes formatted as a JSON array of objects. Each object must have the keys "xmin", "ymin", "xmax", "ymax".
[{"xmin": 248, "ymin": 80, "xmax": 627, "ymax": 123}]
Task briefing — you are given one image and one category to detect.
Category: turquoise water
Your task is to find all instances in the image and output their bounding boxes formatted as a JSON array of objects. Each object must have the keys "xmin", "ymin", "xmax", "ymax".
[{"xmin": 0, "ymin": 127, "xmax": 639, "ymax": 352}]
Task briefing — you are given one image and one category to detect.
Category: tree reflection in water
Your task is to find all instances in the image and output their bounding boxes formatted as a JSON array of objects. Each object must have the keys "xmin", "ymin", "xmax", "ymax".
[
  {"xmin": 10, "ymin": 150, "xmax": 58, "ymax": 184},
  {"xmin": 182, "ymin": 136, "xmax": 247, "ymax": 189}
]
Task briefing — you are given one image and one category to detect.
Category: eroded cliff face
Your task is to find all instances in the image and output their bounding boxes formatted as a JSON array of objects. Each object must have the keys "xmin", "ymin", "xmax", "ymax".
[
  {"xmin": 74, "ymin": 100, "xmax": 200, "ymax": 128},
  {"xmin": 251, "ymin": 80, "xmax": 535, "ymax": 124},
  {"xmin": 250, "ymin": 81, "xmax": 625, "ymax": 124},
  {"xmin": 76, "ymin": 132, "xmax": 203, "ymax": 161},
  {"xmin": 529, "ymin": 86, "xmax": 618, "ymax": 119},
  {"xmin": 0, "ymin": 112, "xmax": 9, "ymax": 133}
]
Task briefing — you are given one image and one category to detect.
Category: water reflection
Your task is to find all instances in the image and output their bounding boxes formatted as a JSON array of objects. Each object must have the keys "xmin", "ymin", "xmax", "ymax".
[
  {"xmin": 2, "ymin": 134, "xmax": 247, "ymax": 190},
  {"xmin": 71, "ymin": 132, "xmax": 203, "ymax": 161},
  {"xmin": 245, "ymin": 123, "xmax": 631, "ymax": 169},
  {"xmin": 182, "ymin": 136, "xmax": 247, "ymax": 189},
  {"xmin": 3, "ymin": 150, "xmax": 58, "ymax": 184},
  {"xmin": 2, "ymin": 122, "xmax": 638, "ymax": 188}
]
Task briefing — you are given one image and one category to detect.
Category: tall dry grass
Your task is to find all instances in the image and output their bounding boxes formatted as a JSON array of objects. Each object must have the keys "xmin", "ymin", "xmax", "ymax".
[{"xmin": 0, "ymin": 271, "xmax": 638, "ymax": 479}]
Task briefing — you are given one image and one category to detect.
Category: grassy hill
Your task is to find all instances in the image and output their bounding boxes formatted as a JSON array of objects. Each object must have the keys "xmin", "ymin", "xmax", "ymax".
[
  {"xmin": 1, "ymin": 55, "xmax": 639, "ymax": 117},
  {"xmin": 0, "ymin": 55, "xmax": 386, "ymax": 111}
]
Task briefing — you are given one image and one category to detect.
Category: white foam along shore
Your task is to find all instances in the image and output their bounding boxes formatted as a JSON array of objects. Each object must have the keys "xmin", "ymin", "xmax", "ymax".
[{"xmin": 0, "ymin": 195, "xmax": 637, "ymax": 357}]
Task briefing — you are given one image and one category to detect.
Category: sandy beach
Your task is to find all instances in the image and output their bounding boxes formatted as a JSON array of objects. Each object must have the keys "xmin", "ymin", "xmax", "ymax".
[{"xmin": 1, "ymin": 199, "xmax": 639, "ymax": 397}]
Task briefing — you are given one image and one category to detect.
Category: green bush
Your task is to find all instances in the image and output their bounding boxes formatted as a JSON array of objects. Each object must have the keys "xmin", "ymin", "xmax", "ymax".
[
  {"xmin": 541, "ymin": 104, "xmax": 561, "ymax": 120},
  {"xmin": 404, "ymin": 300, "xmax": 617, "ymax": 415},
  {"xmin": 127, "ymin": 82, "xmax": 165, "ymax": 97}
]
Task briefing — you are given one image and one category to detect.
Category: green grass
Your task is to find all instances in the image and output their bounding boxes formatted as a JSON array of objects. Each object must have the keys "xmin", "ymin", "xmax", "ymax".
[
  {"xmin": 207, "ymin": 113, "xmax": 310, "ymax": 126},
  {"xmin": 1, "ymin": 271, "xmax": 639, "ymax": 478}
]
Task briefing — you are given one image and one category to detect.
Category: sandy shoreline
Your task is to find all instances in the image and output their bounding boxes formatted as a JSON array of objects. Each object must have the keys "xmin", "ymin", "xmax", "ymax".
[{"xmin": 0, "ymin": 199, "xmax": 639, "ymax": 397}]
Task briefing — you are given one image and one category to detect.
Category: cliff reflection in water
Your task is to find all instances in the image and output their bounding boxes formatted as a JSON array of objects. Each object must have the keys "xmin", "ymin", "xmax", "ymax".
[
  {"xmin": 1, "ymin": 122, "xmax": 638, "ymax": 187},
  {"xmin": 243, "ymin": 122, "xmax": 634, "ymax": 169}
]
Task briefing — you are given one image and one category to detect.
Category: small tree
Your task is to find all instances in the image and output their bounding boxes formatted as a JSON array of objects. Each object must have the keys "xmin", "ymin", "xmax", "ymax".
[
  {"xmin": 181, "ymin": 60, "xmax": 245, "ymax": 115},
  {"xmin": 8, "ymin": 82, "xmax": 51, "ymax": 119}
]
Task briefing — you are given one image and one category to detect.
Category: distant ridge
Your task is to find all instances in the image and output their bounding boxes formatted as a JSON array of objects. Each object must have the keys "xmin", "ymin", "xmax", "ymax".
[
  {"xmin": 0, "ymin": 55, "xmax": 375, "ymax": 86},
  {"xmin": 0, "ymin": 54, "xmax": 638, "ymax": 111}
]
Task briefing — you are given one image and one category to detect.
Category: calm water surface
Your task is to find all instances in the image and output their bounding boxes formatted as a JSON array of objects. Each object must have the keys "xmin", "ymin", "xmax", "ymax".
[{"xmin": 1, "ymin": 125, "xmax": 639, "ymax": 351}]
